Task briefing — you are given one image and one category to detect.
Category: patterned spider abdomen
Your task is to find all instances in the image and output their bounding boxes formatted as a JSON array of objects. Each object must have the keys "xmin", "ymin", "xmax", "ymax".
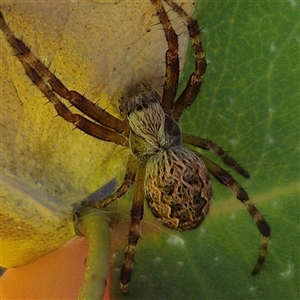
[{"xmin": 145, "ymin": 147, "xmax": 212, "ymax": 230}]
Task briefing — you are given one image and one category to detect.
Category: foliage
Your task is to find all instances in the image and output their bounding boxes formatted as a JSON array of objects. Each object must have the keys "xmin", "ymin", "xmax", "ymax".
[{"xmin": 110, "ymin": 1, "xmax": 300, "ymax": 299}]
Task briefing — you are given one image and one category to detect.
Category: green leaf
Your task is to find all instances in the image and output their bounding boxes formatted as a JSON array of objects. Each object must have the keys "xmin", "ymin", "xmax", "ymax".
[{"xmin": 110, "ymin": 1, "xmax": 300, "ymax": 299}]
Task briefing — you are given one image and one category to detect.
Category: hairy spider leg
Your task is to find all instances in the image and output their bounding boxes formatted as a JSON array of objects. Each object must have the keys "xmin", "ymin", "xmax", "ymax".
[
  {"xmin": 85, "ymin": 154, "xmax": 137, "ymax": 208},
  {"xmin": 184, "ymin": 133, "xmax": 250, "ymax": 178},
  {"xmin": 151, "ymin": 0, "xmax": 179, "ymax": 116},
  {"xmin": 193, "ymin": 150, "xmax": 270, "ymax": 274},
  {"xmin": 84, "ymin": 154, "xmax": 145, "ymax": 293},
  {"xmin": 162, "ymin": 0, "xmax": 207, "ymax": 121},
  {"xmin": 0, "ymin": 11, "xmax": 128, "ymax": 146},
  {"xmin": 120, "ymin": 163, "xmax": 146, "ymax": 294}
]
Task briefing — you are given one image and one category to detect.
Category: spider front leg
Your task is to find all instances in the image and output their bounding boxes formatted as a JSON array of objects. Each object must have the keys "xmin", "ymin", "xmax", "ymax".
[
  {"xmin": 193, "ymin": 151, "xmax": 270, "ymax": 274},
  {"xmin": 151, "ymin": 0, "xmax": 180, "ymax": 116},
  {"xmin": 163, "ymin": 0, "xmax": 206, "ymax": 121},
  {"xmin": 0, "ymin": 11, "xmax": 128, "ymax": 145},
  {"xmin": 152, "ymin": 1, "xmax": 206, "ymax": 120}
]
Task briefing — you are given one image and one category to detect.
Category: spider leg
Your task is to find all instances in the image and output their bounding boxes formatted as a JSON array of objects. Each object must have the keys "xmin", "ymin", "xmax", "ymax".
[
  {"xmin": 151, "ymin": 0, "xmax": 180, "ymax": 116},
  {"xmin": 120, "ymin": 162, "xmax": 146, "ymax": 294},
  {"xmin": 193, "ymin": 150, "xmax": 270, "ymax": 274},
  {"xmin": 163, "ymin": 0, "xmax": 206, "ymax": 121},
  {"xmin": 184, "ymin": 133, "xmax": 250, "ymax": 178},
  {"xmin": 0, "ymin": 11, "xmax": 128, "ymax": 141},
  {"xmin": 84, "ymin": 154, "xmax": 137, "ymax": 208}
]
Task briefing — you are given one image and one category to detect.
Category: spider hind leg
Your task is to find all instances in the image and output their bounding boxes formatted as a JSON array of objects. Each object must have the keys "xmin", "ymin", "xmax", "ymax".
[
  {"xmin": 120, "ymin": 163, "xmax": 146, "ymax": 294},
  {"xmin": 184, "ymin": 133, "xmax": 250, "ymax": 178},
  {"xmin": 84, "ymin": 154, "xmax": 137, "ymax": 209},
  {"xmin": 195, "ymin": 151, "xmax": 270, "ymax": 274}
]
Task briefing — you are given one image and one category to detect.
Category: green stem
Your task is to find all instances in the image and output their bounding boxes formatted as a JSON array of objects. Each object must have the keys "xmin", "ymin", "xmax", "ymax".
[{"xmin": 76, "ymin": 206, "xmax": 110, "ymax": 300}]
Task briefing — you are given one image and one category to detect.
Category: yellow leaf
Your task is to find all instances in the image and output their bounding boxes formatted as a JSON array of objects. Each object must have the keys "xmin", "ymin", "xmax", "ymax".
[{"xmin": 0, "ymin": 1, "xmax": 193, "ymax": 268}]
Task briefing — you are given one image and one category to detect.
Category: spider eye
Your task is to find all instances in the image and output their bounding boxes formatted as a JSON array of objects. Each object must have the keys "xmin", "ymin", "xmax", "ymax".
[
  {"xmin": 135, "ymin": 104, "xmax": 143, "ymax": 112},
  {"xmin": 135, "ymin": 101, "xmax": 148, "ymax": 112},
  {"xmin": 120, "ymin": 88, "xmax": 159, "ymax": 119}
]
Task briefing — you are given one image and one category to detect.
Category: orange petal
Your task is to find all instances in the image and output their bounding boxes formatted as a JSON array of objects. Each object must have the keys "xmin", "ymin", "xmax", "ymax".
[{"xmin": 0, "ymin": 236, "xmax": 110, "ymax": 300}]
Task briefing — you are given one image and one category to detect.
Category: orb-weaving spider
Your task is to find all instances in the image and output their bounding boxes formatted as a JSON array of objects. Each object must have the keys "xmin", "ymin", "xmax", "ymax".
[{"xmin": 0, "ymin": 0, "xmax": 270, "ymax": 294}]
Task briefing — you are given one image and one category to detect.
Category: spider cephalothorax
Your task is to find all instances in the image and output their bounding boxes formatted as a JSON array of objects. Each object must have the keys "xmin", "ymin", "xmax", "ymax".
[
  {"xmin": 120, "ymin": 82, "xmax": 182, "ymax": 160},
  {"xmin": 0, "ymin": 0, "xmax": 270, "ymax": 295}
]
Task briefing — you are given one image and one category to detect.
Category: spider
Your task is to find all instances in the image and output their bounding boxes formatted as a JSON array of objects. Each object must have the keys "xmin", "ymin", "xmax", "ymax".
[{"xmin": 1, "ymin": 0, "xmax": 270, "ymax": 294}]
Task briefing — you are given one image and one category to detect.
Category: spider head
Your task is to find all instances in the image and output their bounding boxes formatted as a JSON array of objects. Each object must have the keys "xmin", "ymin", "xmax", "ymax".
[
  {"xmin": 119, "ymin": 82, "xmax": 159, "ymax": 117},
  {"xmin": 120, "ymin": 83, "xmax": 182, "ymax": 162}
]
